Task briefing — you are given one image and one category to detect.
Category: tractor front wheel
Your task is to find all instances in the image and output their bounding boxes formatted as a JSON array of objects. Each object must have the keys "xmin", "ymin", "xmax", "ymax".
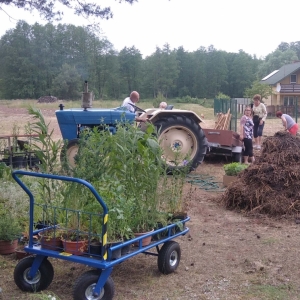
[{"xmin": 60, "ymin": 138, "xmax": 80, "ymax": 168}]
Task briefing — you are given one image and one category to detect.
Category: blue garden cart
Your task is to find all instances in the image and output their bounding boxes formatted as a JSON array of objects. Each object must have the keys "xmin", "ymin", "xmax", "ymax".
[{"xmin": 12, "ymin": 170, "xmax": 190, "ymax": 300}]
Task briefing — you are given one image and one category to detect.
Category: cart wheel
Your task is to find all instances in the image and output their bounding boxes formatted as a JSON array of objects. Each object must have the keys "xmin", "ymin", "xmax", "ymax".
[
  {"xmin": 14, "ymin": 256, "xmax": 54, "ymax": 292},
  {"xmin": 158, "ymin": 241, "xmax": 181, "ymax": 274},
  {"xmin": 73, "ymin": 270, "xmax": 115, "ymax": 300}
]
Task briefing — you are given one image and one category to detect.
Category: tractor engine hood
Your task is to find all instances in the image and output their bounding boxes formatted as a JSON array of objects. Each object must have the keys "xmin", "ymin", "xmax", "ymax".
[{"xmin": 55, "ymin": 107, "xmax": 135, "ymax": 141}]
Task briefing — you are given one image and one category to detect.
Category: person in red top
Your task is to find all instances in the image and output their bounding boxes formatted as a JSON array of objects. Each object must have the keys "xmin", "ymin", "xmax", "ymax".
[{"xmin": 240, "ymin": 106, "xmax": 255, "ymax": 164}]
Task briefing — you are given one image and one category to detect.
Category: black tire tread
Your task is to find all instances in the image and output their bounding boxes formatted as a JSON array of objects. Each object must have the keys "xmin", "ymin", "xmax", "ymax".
[
  {"xmin": 60, "ymin": 138, "xmax": 80, "ymax": 165},
  {"xmin": 157, "ymin": 241, "xmax": 181, "ymax": 275},
  {"xmin": 14, "ymin": 256, "xmax": 54, "ymax": 292},
  {"xmin": 73, "ymin": 270, "xmax": 115, "ymax": 300}
]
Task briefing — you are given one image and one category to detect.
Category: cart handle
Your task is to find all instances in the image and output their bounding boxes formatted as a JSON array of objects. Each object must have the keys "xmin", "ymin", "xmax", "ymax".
[{"xmin": 12, "ymin": 170, "xmax": 109, "ymax": 249}]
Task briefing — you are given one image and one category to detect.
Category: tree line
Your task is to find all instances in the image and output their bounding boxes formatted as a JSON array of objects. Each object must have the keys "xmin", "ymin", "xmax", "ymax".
[{"xmin": 0, "ymin": 21, "xmax": 300, "ymax": 101}]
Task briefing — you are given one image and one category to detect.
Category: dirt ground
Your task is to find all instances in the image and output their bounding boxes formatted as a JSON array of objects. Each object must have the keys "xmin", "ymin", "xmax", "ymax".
[{"xmin": 1, "ymin": 105, "xmax": 300, "ymax": 300}]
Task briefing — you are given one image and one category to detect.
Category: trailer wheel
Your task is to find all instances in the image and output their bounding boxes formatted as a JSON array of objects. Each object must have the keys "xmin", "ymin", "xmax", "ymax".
[
  {"xmin": 154, "ymin": 115, "xmax": 207, "ymax": 173},
  {"xmin": 60, "ymin": 138, "xmax": 80, "ymax": 168},
  {"xmin": 73, "ymin": 270, "xmax": 115, "ymax": 300},
  {"xmin": 14, "ymin": 257, "xmax": 54, "ymax": 292},
  {"xmin": 158, "ymin": 241, "xmax": 181, "ymax": 274},
  {"xmin": 232, "ymin": 152, "xmax": 242, "ymax": 163}
]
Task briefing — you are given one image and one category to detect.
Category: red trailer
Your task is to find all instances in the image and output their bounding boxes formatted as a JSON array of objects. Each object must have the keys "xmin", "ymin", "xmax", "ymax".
[{"xmin": 203, "ymin": 128, "xmax": 243, "ymax": 162}]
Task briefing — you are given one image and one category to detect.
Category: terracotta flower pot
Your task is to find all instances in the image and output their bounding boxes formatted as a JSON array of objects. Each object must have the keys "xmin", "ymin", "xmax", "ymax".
[
  {"xmin": 62, "ymin": 240, "xmax": 87, "ymax": 256},
  {"xmin": 15, "ymin": 249, "xmax": 31, "ymax": 259},
  {"xmin": 0, "ymin": 239, "xmax": 18, "ymax": 255},
  {"xmin": 133, "ymin": 229, "xmax": 154, "ymax": 247},
  {"xmin": 40, "ymin": 236, "xmax": 63, "ymax": 251}
]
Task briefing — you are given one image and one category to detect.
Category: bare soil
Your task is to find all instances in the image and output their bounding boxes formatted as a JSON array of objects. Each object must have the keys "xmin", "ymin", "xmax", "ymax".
[{"xmin": 1, "ymin": 105, "xmax": 300, "ymax": 300}]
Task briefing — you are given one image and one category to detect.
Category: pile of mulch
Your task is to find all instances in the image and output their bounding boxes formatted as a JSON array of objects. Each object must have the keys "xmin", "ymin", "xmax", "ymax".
[
  {"xmin": 37, "ymin": 95, "xmax": 58, "ymax": 103},
  {"xmin": 221, "ymin": 131, "xmax": 300, "ymax": 217}
]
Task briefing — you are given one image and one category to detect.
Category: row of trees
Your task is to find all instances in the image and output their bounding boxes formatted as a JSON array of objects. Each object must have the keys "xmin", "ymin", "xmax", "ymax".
[{"xmin": 0, "ymin": 21, "xmax": 300, "ymax": 100}]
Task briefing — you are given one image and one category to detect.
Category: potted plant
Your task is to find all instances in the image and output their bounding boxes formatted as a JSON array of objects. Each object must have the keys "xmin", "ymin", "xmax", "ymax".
[
  {"xmin": 0, "ymin": 211, "xmax": 22, "ymax": 255},
  {"xmin": 61, "ymin": 229, "xmax": 88, "ymax": 256},
  {"xmin": 38, "ymin": 227, "xmax": 64, "ymax": 251},
  {"xmin": 223, "ymin": 162, "xmax": 248, "ymax": 187},
  {"xmin": 59, "ymin": 209, "xmax": 88, "ymax": 256},
  {"xmin": 72, "ymin": 123, "xmax": 190, "ymax": 248},
  {"xmin": 107, "ymin": 205, "xmax": 134, "ymax": 258}
]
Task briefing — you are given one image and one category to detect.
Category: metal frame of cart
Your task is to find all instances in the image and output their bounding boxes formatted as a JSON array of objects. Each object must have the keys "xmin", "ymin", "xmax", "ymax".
[{"xmin": 12, "ymin": 170, "xmax": 190, "ymax": 300}]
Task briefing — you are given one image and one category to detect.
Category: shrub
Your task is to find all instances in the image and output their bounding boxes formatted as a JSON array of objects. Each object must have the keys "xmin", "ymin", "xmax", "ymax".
[
  {"xmin": 0, "ymin": 211, "xmax": 22, "ymax": 241},
  {"xmin": 224, "ymin": 162, "xmax": 248, "ymax": 176}
]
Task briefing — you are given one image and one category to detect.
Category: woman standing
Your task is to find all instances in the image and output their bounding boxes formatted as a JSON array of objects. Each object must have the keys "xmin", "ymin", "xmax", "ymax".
[
  {"xmin": 252, "ymin": 94, "xmax": 267, "ymax": 150},
  {"xmin": 240, "ymin": 106, "xmax": 254, "ymax": 164}
]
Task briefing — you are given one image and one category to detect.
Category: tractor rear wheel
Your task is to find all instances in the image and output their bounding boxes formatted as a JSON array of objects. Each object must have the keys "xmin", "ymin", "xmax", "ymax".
[
  {"xmin": 60, "ymin": 138, "xmax": 80, "ymax": 168},
  {"xmin": 154, "ymin": 115, "xmax": 207, "ymax": 173}
]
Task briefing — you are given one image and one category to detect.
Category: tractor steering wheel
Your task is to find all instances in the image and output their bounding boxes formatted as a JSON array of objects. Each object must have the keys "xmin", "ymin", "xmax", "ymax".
[{"xmin": 128, "ymin": 103, "xmax": 146, "ymax": 113}]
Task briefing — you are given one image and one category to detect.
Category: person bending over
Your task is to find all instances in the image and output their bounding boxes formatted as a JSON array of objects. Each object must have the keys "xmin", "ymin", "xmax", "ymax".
[{"xmin": 276, "ymin": 111, "xmax": 298, "ymax": 136}]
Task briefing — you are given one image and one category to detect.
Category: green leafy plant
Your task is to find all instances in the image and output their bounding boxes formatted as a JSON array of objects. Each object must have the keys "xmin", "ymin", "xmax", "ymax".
[
  {"xmin": 38, "ymin": 228, "xmax": 65, "ymax": 241},
  {"xmin": 215, "ymin": 92, "xmax": 230, "ymax": 100},
  {"xmin": 72, "ymin": 122, "xmax": 165, "ymax": 236},
  {"xmin": 224, "ymin": 162, "xmax": 248, "ymax": 176},
  {"xmin": 12, "ymin": 122, "xmax": 20, "ymax": 154},
  {"xmin": 0, "ymin": 162, "xmax": 12, "ymax": 180},
  {"xmin": 0, "ymin": 210, "xmax": 22, "ymax": 241},
  {"xmin": 61, "ymin": 229, "xmax": 87, "ymax": 242},
  {"xmin": 25, "ymin": 106, "xmax": 65, "ymax": 223},
  {"xmin": 27, "ymin": 106, "xmax": 62, "ymax": 173}
]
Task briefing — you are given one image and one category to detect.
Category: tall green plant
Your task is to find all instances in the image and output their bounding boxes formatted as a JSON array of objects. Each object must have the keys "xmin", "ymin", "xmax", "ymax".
[
  {"xmin": 26, "ymin": 106, "xmax": 64, "ymax": 223},
  {"xmin": 27, "ymin": 106, "xmax": 62, "ymax": 173},
  {"xmin": 61, "ymin": 121, "xmax": 189, "ymax": 238},
  {"xmin": 73, "ymin": 123, "xmax": 164, "ymax": 236}
]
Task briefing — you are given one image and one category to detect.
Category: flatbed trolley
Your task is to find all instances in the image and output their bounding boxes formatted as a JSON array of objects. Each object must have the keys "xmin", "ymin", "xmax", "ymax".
[{"xmin": 12, "ymin": 170, "xmax": 190, "ymax": 300}]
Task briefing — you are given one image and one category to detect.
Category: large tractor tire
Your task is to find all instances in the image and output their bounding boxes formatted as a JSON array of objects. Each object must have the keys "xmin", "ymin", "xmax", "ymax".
[
  {"xmin": 154, "ymin": 115, "xmax": 207, "ymax": 173},
  {"xmin": 60, "ymin": 138, "xmax": 80, "ymax": 168}
]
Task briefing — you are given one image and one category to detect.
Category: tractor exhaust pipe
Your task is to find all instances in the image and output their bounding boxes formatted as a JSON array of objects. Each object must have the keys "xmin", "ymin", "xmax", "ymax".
[{"xmin": 81, "ymin": 80, "xmax": 94, "ymax": 110}]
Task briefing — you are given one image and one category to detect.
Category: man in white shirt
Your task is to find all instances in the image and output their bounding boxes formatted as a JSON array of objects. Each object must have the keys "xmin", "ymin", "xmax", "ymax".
[
  {"xmin": 122, "ymin": 90, "xmax": 148, "ymax": 122},
  {"xmin": 122, "ymin": 91, "xmax": 140, "ymax": 112}
]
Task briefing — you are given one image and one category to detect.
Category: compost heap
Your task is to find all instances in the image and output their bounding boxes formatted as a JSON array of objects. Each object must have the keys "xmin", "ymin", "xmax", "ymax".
[{"xmin": 221, "ymin": 131, "xmax": 300, "ymax": 217}]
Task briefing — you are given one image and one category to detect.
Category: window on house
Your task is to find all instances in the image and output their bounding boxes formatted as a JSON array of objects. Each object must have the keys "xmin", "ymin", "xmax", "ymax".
[
  {"xmin": 291, "ymin": 74, "xmax": 297, "ymax": 83},
  {"xmin": 284, "ymin": 96, "xmax": 294, "ymax": 106}
]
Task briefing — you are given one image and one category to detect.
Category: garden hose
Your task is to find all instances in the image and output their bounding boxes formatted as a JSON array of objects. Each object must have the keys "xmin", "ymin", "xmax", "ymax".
[{"xmin": 186, "ymin": 174, "xmax": 225, "ymax": 192}]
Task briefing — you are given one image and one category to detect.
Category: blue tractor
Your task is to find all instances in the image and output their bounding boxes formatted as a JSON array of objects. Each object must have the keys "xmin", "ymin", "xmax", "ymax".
[{"xmin": 56, "ymin": 83, "xmax": 208, "ymax": 173}]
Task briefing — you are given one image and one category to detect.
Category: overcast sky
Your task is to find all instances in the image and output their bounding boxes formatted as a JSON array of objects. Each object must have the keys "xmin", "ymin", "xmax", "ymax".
[{"xmin": 1, "ymin": 0, "xmax": 300, "ymax": 58}]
